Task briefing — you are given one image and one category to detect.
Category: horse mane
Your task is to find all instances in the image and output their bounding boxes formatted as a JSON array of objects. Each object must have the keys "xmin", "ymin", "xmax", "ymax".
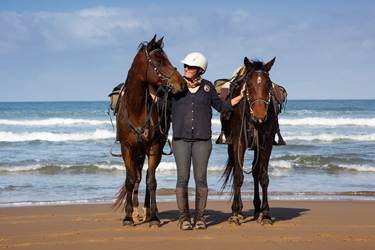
[
  {"xmin": 137, "ymin": 40, "xmax": 164, "ymax": 53},
  {"xmin": 249, "ymin": 59, "xmax": 266, "ymax": 72}
]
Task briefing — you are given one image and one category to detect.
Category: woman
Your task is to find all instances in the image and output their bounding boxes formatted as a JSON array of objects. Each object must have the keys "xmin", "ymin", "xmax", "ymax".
[{"xmin": 150, "ymin": 52, "xmax": 244, "ymax": 230}]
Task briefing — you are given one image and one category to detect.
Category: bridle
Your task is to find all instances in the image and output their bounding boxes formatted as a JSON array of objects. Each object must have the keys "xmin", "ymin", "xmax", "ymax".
[
  {"xmin": 245, "ymin": 70, "xmax": 272, "ymax": 118},
  {"xmin": 122, "ymin": 45, "xmax": 178, "ymax": 146},
  {"xmin": 143, "ymin": 46, "xmax": 176, "ymax": 91},
  {"xmin": 239, "ymin": 69, "xmax": 273, "ymax": 174}
]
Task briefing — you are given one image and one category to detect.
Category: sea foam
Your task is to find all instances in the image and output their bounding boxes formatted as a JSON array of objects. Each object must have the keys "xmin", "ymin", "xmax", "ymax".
[
  {"xmin": 0, "ymin": 118, "xmax": 111, "ymax": 126},
  {"xmin": 0, "ymin": 129, "xmax": 115, "ymax": 142}
]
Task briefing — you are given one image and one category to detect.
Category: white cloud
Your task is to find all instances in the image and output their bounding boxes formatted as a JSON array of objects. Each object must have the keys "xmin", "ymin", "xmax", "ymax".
[{"xmin": 0, "ymin": 4, "xmax": 375, "ymax": 101}]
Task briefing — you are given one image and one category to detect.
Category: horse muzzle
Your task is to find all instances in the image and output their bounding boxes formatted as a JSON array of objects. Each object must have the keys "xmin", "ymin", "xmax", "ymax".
[
  {"xmin": 252, "ymin": 114, "xmax": 267, "ymax": 128},
  {"xmin": 171, "ymin": 79, "xmax": 186, "ymax": 94}
]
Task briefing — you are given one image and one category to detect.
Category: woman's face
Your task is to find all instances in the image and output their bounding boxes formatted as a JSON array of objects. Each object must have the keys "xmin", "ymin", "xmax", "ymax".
[{"xmin": 184, "ymin": 64, "xmax": 201, "ymax": 79}]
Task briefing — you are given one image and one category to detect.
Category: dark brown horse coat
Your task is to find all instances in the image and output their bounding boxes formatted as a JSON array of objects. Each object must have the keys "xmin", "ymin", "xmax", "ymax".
[
  {"xmin": 113, "ymin": 35, "xmax": 186, "ymax": 227},
  {"xmin": 221, "ymin": 57, "xmax": 286, "ymax": 225}
]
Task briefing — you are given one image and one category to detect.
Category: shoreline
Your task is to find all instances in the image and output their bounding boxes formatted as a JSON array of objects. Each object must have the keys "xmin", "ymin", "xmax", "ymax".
[
  {"xmin": 2, "ymin": 191, "xmax": 375, "ymax": 208},
  {"xmin": 1, "ymin": 200, "xmax": 375, "ymax": 249}
]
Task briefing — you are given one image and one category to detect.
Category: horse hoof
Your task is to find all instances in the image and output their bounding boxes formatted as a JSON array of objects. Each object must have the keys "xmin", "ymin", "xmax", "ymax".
[
  {"xmin": 142, "ymin": 207, "xmax": 151, "ymax": 223},
  {"xmin": 238, "ymin": 214, "xmax": 246, "ymax": 223},
  {"xmin": 228, "ymin": 216, "xmax": 240, "ymax": 226},
  {"xmin": 260, "ymin": 218, "xmax": 273, "ymax": 226},
  {"xmin": 123, "ymin": 220, "xmax": 134, "ymax": 227},
  {"xmin": 143, "ymin": 217, "xmax": 150, "ymax": 223},
  {"xmin": 255, "ymin": 212, "xmax": 263, "ymax": 223},
  {"xmin": 149, "ymin": 220, "xmax": 161, "ymax": 228},
  {"xmin": 132, "ymin": 208, "xmax": 140, "ymax": 222},
  {"xmin": 133, "ymin": 215, "xmax": 140, "ymax": 223}
]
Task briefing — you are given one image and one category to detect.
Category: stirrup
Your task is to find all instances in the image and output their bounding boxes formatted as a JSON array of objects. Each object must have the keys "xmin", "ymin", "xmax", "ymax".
[
  {"xmin": 216, "ymin": 131, "xmax": 232, "ymax": 145},
  {"xmin": 274, "ymin": 132, "xmax": 286, "ymax": 146}
]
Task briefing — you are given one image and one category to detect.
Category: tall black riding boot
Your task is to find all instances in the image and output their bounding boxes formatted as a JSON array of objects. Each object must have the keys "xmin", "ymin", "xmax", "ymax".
[
  {"xmin": 176, "ymin": 187, "xmax": 192, "ymax": 230},
  {"xmin": 194, "ymin": 187, "xmax": 208, "ymax": 229}
]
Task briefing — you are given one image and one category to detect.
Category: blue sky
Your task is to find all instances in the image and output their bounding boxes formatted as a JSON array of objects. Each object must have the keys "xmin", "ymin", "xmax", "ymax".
[{"xmin": 1, "ymin": 0, "xmax": 374, "ymax": 101}]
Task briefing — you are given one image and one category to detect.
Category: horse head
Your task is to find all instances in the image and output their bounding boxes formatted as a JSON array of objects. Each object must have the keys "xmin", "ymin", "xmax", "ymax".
[
  {"xmin": 142, "ymin": 35, "xmax": 186, "ymax": 94},
  {"xmin": 244, "ymin": 57, "xmax": 275, "ymax": 127}
]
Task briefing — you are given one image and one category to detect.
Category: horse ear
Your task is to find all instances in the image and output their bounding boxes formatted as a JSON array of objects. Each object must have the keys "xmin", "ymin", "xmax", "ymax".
[
  {"xmin": 149, "ymin": 34, "xmax": 157, "ymax": 47},
  {"xmin": 244, "ymin": 57, "xmax": 253, "ymax": 71},
  {"xmin": 156, "ymin": 36, "xmax": 164, "ymax": 47},
  {"xmin": 264, "ymin": 57, "xmax": 276, "ymax": 72}
]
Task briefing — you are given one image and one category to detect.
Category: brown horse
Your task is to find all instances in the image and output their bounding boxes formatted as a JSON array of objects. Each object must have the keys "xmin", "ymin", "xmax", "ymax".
[
  {"xmin": 221, "ymin": 57, "xmax": 284, "ymax": 226},
  {"xmin": 113, "ymin": 35, "xmax": 186, "ymax": 227}
]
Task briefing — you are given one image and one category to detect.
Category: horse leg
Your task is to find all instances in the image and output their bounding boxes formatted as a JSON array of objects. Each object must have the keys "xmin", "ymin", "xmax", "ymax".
[
  {"xmin": 259, "ymin": 153, "xmax": 272, "ymax": 225},
  {"xmin": 132, "ymin": 181, "xmax": 140, "ymax": 222},
  {"xmin": 229, "ymin": 182, "xmax": 244, "ymax": 226},
  {"xmin": 253, "ymin": 148, "xmax": 272, "ymax": 225},
  {"xmin": 146, "ymin": 147, "xmax": 162, "ymax": 228},
  {"xmin": 132, "ymin": 156, "xmax": 144, "ymax": 223},
  {"xmin": 228, "ymin": 144, "xmax": 245, "ymax": 226},
  {"xmin": 252, "ymin": 149, "xmax": 262, "ymax": 221},
  {"xmin": 121, "ymin": 148, "xmax": 139, "ymax": 227},
  {"xmin": 146, "ymin": 167, "xmax": 160, "ymax": 227},
  {"xmin": 122, "ymin": 171, "xmax": 136, "ymax": 227},
  {"xmin": 142, "ymin": 184, "xmax": 151, "ymax": 223}
]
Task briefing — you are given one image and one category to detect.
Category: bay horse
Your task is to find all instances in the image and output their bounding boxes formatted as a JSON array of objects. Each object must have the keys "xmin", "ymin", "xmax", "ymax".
[
  {"xmin": 221, "ymin": 57, "xmax": 284, "ymax": 226},
  {"xmin": 112, "ymin": 35, "xmax": 186, "ymax": 227}
]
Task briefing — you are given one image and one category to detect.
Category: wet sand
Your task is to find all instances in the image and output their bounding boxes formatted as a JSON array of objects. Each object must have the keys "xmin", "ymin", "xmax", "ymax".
[{"xmin": 1, "ymin": 200, "xmax": 375, "ymax": 249}]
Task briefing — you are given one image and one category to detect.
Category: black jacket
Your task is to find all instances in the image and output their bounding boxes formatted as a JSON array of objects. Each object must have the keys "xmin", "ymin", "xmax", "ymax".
[{"xmin": 170, "ymin": 79, "xmax": 233, "ymax": 141}]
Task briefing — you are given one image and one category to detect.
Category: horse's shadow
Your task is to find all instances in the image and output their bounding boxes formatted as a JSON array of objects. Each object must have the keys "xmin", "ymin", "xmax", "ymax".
[{"xmin": 157, "ymin": 206, "xmax": 309, "ymax": 227}]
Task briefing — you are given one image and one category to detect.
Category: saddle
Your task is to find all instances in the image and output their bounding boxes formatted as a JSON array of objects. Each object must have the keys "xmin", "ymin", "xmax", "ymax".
[{"xmin": 215, "ymin": 71, "xmax": 287, "ymax": 146}]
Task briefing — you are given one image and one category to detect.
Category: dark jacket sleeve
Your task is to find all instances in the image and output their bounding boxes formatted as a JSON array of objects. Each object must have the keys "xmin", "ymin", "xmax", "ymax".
[{"xmin": 209, "ymin": 82, "xmax": 233, "ymax": 113}]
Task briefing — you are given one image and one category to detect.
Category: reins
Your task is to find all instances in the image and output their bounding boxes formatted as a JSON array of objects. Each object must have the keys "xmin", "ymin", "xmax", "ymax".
[
  {"xmin": 237, "ymin": 69, "xmax": 273, "ymax": 174},
  {"xmin": 112, "ymin": 45, "xmax": 176, "ymax": 157},
  {"xmin": 144, "ymin": 46, "xmax": 177, "ymax": 90},
  {"xmin": 125, "ymin": 46, "xmax": 175, "ymax": 142}
]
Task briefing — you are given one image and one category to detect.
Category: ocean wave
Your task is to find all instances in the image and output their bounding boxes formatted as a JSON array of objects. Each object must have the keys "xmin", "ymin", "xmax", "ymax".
[
  {"xmin": 0, "ymin": 162, "xmax": 222, "ymax": 174},
  {"xmin": 2, "ymin": 159, "xmax": 374, "ymax": 176},
  {"xmin": 0, "ymin": 163, "xmax": 124, "ymax": 173},
  {"xmin": 211, "ymin": 131, "xmax": 375, "ymax": 142},
  {"xmin": 0, "ymin": 162, "xmax": 178, "ymax": 174},
  {"xmin": 0, "ymin": 129, "xmax": 115, "ymax": 142},
  {"xmin": 327, "ymin": 164, "xmax": 375, "ymax": 172},
  {"xmin": 213, "ymin": 117, "xmax": 375, "ymax": 127},
  {"xmin": 269, "ymin": 157, "xmax": 375, "ymax": 172},
  {"xmin": 280, "ymin": 117, "xmax": 375, "ymax": 127},
  {"xmin": 0, "ymin": 118, "xmax": 111, "ymax": 127},
  {"xmin": 284, "ymin": 132, "xmax": 375, "ymax": 142}
]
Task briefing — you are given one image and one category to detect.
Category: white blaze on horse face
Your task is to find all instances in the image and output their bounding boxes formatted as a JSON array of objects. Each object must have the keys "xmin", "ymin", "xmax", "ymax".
[{"xmin": 257, "ymin": 76, "xmax": 262, "ymax": 85}]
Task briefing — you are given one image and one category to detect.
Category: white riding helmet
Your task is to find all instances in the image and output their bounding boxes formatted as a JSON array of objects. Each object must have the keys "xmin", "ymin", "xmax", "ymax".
[{"xmin": 181, "ymin": 52, "xmax": 208, "ymax": 74}]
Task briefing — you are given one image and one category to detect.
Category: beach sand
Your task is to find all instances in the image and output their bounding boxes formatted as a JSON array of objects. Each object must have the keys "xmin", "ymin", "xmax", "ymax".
[{"xmin": 1, "ymin": 200, "xmax": 374, "ymax": 249}]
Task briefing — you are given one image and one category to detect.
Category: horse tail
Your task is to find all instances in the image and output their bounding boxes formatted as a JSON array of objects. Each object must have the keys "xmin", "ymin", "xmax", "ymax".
[
  {"xmin": 220, "ymin": 145, "xmax": 235, "ymax": 192},
  {"xmin": 111, "ymin": 183, "xmax": 127, "ymax": 211}
]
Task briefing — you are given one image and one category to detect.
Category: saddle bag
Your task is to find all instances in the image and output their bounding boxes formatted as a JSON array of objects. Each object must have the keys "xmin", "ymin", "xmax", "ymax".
[
  {"xmin": 108, "ymin": 82, "xmax": 125, "ymax": 114},
  {"xmin": 214, "ymin": 78, "xmax": 230, "ymax": 95},
  {"xmin": 271, "ymin": 83, "xmax": 287, "ymax": 105},
  {"xmin": 109, "ymin": 90, "xmax": 121, "ymax": 110}
]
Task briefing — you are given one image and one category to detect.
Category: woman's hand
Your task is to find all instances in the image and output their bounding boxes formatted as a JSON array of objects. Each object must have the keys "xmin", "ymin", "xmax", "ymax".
[
  {"xmin": 240, "ymin": 83, "xmax": 246, "ymax": 98},
  {"xmin": 231, "ymin": 84, "xmax": 246, "ymax": 106}
]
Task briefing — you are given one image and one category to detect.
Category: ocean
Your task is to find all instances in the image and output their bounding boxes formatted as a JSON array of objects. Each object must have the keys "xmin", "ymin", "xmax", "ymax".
[{"xmin": 1, "ymin": 100, "xmax": 375, "ymax": 207}]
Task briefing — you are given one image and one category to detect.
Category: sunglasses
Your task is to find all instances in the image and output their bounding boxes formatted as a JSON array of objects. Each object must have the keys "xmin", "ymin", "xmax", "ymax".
[{"xmin": 184, "ymin": 64, "xmax": 198, "ymax": 70}]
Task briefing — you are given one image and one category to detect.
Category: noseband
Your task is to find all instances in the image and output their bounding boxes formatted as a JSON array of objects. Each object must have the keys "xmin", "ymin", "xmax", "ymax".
[
  {"xmin": 239, "ymin": 70, "xmax": 273, "ymax": 174},
  {"xmin": 143, "ymin": 47, "xmax": 176, "ymax": 90},
  {"xmin": 245, "ymin": 70, "xmax": 272, "ymax": 117}
]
